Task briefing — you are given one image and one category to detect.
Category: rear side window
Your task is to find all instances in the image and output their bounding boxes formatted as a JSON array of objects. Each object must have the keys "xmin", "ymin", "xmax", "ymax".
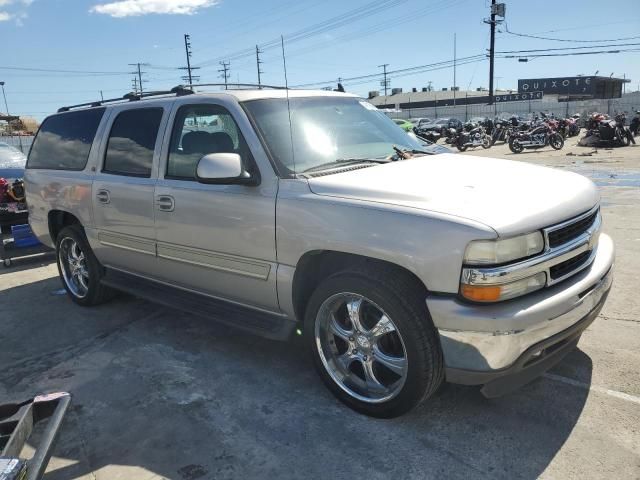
[
  {"xmin": 103, "ymin": 108, "xmax": 163, "ymax": 177},
  {"xmin": 27, "ymin": 108, "xmax": 105, "ymax": 170}
]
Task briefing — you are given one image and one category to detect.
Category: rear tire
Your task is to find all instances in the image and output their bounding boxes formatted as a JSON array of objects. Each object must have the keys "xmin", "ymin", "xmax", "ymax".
[
  {"xmin": 55, "ymin": 224, "xmax": 115, "ymax": 306},
  {"xmin": 305, "ymin": 265, "xmax": 443, "ymax": 418}
]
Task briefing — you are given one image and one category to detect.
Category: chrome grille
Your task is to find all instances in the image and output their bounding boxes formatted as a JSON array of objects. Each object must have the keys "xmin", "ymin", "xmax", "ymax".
[
  {"xmin": 549, "ymin": 250, "xmax": 592, "ymax": 281},
  {"xmin": 546, "ymin": 209, "xmax": 598, "ymax": 249}
]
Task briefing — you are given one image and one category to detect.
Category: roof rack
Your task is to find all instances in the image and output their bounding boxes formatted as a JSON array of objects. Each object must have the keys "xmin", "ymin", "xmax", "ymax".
[
  {"xmin": 183, "ymin": 83, "xmax": 288, "ymax": 90},
  {"xmin": 57, "ymin": 86, "xmax": 194, "ymax": 113}
]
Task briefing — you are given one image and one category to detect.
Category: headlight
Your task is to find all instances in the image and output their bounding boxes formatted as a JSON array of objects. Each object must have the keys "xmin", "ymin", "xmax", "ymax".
[
  {"xmin": 463, "ymin": 231, "xmax": 544, "ymax": 265},
  {"xmin": 461, "ymin": 272, "xmax": 546, "ymax": 302}
]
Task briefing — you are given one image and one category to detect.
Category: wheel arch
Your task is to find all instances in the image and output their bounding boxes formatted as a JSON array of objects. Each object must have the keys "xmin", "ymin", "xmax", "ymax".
[
  {"xmin": 48, "ymin": 210, "xmax": 82, "ymax": 244},
  {"xmin": 291, "ymin": 250, "xmax": 429, "ymax": 324}
]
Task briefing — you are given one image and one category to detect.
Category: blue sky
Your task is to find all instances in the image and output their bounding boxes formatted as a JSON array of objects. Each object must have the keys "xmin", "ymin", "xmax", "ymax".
[{"xmin": 1, "ymin": 0, "xmax": 639, "ymax": 120}]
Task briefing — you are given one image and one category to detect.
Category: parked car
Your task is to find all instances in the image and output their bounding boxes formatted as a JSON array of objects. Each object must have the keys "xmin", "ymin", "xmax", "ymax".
[
  {"xmin": 409, "ymin": 118, "xmax": 432, "ymax": 129},
  {"xmin": 392, "ymin": 118, "xmax": 414, "ymax": 132},
  {"xmin": 25, "ymin": 89, "xmax": 614, "ymax": 418},
  {"xmin": 414, "ymin": 117, "xmax": 462, "ymax": 142},
  {"xmin": 0, "ymin": 144, "xmax": 28, "ymax": 232}
]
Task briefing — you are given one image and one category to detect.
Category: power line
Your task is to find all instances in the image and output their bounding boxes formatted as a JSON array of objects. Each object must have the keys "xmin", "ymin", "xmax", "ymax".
[
  {"xmin": 0, "ymin": 66, "xmax": 129, "ymax": 75},
  {"xmin": 292, "ymin": 54, "xmax": 485, "ymax": 87},
  {"xmin": 504, "ymin": 25, "xmax": 640, "ymax": 43},
  {"xmin": 497, "ymin": 42, "xmax": 640, "ymax": 54},
  {"xmin": 194, "ymin": 0, "xmax": 408, "ymax": 67},
  {"xmin": 500, "ymin": 47, "xmax": 640, "ymax": 59}
]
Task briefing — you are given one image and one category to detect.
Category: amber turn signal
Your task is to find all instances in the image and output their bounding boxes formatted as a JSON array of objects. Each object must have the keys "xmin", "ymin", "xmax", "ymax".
[{"xmin": 460, "ymin": 284, "xmax": 502, "ymax": 302}]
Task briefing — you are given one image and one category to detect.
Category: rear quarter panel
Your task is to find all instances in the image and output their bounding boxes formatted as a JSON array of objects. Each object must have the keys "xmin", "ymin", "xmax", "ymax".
[{"xmin": 24, "ymin": 170, "xmax": 94, "ymax": 248}]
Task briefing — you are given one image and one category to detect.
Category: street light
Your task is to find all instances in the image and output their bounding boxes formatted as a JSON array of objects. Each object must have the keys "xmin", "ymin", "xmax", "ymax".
[{"xmin": 0, "ymin": 81, "xmax": 24, "ymax": 152}]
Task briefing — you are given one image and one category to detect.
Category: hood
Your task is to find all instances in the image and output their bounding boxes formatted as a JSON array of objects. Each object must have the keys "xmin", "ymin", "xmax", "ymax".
[{"xmin": 307, "ymin": 154, "xmax": 599, "ymax": 237}]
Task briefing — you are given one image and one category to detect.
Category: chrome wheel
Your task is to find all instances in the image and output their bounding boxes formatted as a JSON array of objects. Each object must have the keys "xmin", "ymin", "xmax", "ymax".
[
  {"xmin": 58, "ymin": 237, "xmax": 89, "ymax": 298},
  {"xmin": 315, "ymin": 293, "xmax": 408, "ymax": 403}
]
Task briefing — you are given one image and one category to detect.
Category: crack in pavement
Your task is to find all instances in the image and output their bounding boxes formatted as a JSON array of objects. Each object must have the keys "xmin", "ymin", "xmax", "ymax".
[{"xmin": 598, "ymin": 314, "xmax": 640, "ymax": 324}]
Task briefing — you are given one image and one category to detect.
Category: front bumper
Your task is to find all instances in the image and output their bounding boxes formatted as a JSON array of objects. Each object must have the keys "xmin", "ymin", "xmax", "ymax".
[{"xmin": 427, "ymin": 233, "xmax": 614, "ymax": 394}]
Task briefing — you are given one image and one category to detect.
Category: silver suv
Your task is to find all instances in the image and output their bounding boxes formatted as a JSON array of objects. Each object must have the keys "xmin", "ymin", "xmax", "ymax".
[{"xmin": 25, "ymin": 88, "xmax": 614, "ymax": 417}]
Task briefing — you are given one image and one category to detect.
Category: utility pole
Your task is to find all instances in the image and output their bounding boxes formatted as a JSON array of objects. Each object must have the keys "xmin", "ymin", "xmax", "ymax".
[
  {"xmin": 131, "ymin": 77, "xmax": 139, "ymax": 95},
  {"xmin": 180, "ymin": 34, "xmax": 200, "ymax": 85},
  {"xmin": 485, "ymin": 1, "xmax": 505, "ymax": 105},
  {"xmin": 218, "ymin": 61, "xmax": 230, "ymax": 90},
  {"xmin": 487, "ymin": 0, "xmax": 496, "ymax": 105},
  {"xmin": 378, "ymin": 63, "xmax": 390, "ymax": 97},
  {"xmin": 453, "ymin": 32, "xmax": 457, "ymax": 106},
  {"xmin": 100, "ymin": 90, "xmax": 104, "ymax": 101},
  {"xmin": 0, "ymin": 81, "xmax": 23, "ymax": 152},
  {"xmin": 256, "ymin": 45, "xmax": 264, "ymax": 87},
  {"xmin": 128, "ymin": 62, "xmax": 148, "ymax": 95}
]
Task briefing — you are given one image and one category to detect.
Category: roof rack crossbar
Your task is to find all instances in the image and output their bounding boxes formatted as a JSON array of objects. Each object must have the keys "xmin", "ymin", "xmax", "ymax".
[{"xmin": 57, "ymin": 86, "xmax": 194, "ymax": 113}]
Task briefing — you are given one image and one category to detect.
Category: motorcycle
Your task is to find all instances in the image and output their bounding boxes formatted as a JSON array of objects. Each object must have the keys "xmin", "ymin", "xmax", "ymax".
[
  {"xmin": 630, "ymin": 114, "xmax": 640, "ymax": 137},
  {"xmin": 491, "ymin": 119, "xmax": 513, "ymax": 145},
  {"xmin": 508, "ymin": 123, "xmax": 564, "ymax": 153},
  {"xmin": 452, "ymin": 123, "xmax": 492, "ymax": 151},
  {"xmin": 582, "ymin": 112, "xmax": 634, "ymax": 147}
]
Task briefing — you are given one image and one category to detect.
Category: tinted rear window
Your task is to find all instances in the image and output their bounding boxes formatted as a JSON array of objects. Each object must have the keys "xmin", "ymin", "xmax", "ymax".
[
  {"xmin": 27, "ymin": 108, "xmax": 105, "ymax": 170},
  {"xmin": 103, "ymin": 108, "xmax": 163, "ymax": 177}
]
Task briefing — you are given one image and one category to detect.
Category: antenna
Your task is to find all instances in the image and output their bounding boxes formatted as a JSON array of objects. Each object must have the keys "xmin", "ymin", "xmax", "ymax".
[{"xmin": 281, "ymin": 35, "xmax": 296, "ymax": 176}]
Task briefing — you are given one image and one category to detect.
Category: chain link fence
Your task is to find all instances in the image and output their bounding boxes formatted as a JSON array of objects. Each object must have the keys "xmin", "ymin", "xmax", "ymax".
[
  {"xmin": 386, "ymin": 96, "xmax": 640, "ymax": 124},
  {"xmin": 0, "ymin": 135, "xmax": 34, "ymax": 154}
]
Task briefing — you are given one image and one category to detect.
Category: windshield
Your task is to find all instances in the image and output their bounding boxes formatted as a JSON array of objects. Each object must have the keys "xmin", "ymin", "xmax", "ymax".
[{"xmin": 243, "ymin": 96, "xmax": 426, "ymax": 174}]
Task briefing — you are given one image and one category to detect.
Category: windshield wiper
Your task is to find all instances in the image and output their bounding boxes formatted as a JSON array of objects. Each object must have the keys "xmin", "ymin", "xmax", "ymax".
[
  {"xmin": 391, "ymin": 146, "xmax": 432, "ymax": 160},
  {"xmin": 302, "ymin": 158, "xmax": 387, "ymax": 173}
]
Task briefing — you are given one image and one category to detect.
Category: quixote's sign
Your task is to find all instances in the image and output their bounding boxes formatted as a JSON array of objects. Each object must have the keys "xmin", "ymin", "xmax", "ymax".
[
  {"xmin": 494, "ymin": 91, "xmax": 542, "ymax": 102},
  {"xmin": 518, "ymin": 76, "xmax": 594, "ymax": 95}
]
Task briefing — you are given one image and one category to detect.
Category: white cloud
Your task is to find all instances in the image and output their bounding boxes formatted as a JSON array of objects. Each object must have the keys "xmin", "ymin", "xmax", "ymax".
[
  {"xmin": 90, "ymin": 0, "xmax": 219, "ymax": 17},
  {"xmin": 0, "ymin": 0, "xmax": 33, "ymax": 24}
]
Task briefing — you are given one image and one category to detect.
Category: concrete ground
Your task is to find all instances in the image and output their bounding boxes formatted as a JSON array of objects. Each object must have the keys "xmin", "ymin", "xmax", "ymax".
[{"xmin": 1, "ymin": 138, "xmax": 639, "ymax": 480}]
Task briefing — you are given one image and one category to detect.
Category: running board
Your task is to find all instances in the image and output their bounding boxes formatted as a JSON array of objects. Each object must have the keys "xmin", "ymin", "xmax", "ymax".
[{"xmin": 101, "ymin": 269, "xmax": 296, "ymax": 341}]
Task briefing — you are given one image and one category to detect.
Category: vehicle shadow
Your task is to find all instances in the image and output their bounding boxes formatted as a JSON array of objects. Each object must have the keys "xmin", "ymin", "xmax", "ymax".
[
  {"xmin": 0, "ymin": 251, "xmax": 55, "ymax": 276},
  {"xmin": 0, "ymin": 279, "xmax": 592, "ymax": 480}
]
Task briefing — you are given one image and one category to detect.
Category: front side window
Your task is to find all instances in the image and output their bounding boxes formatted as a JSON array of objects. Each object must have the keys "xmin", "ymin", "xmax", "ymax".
[
  {"xmin": 27, "ymin": 108, "xmax": 105, "ymax": 170},
  {"xmin": 103, "ymin": 108, "xmax": 163, "ymax": 177},
  {"xmin": 243, "ymin": 97, "xmax": 425, "ymax": 174},
  {"xmin": 167, "ymin": 104, "xmax": 250, "ymax": 180}
]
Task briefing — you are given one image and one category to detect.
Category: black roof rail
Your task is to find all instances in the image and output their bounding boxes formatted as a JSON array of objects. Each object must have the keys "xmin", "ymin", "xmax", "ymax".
[
  {"xmin": 181, "ymin": 83, "xmax": 289, "ymax": 90},
  {"xmin": 57, "ymin": 86, "xmax": 194, "ymax": 113}
]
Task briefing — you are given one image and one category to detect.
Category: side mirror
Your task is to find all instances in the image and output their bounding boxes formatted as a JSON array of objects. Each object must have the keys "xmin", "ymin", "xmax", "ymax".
[{"xmin": 196, "ymin": 153, "xmax": 255, "ymax": 185}]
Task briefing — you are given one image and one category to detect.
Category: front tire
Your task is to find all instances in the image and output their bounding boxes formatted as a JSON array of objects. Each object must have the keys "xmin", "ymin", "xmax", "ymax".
[
  {"xmin": 305, "ymin": 266, "xmax": 443, "ymax": 418},
  {"xmin": 56, "ymin": 224, "xmax": 115, "ymax": 306},
  {"xmin": 549, "ymin": 133, "xmax": 564, "ymax": 150},
  {"xmin": 509, "ymin": 137, "xmax": 524, "ymax": 153}
]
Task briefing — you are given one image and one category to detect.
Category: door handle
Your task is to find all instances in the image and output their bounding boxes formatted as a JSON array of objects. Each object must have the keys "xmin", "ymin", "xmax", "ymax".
[
  {"xmin": 96, "ymin": 189, "xmax": 110, "ymax": 204},
  {"xmin": 155, "ymin": 195, "xmax": 175, "ymax": 212}
]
